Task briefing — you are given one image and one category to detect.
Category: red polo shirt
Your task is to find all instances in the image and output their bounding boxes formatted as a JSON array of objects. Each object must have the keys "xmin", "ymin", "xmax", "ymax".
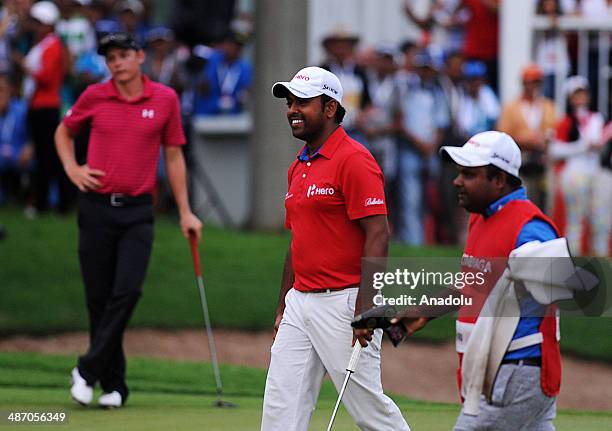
[
  {"xmin": 285, "ymin": 127, "xmax": 387, "ymax": 291},
  {"xmin": 30, "ymin": 33, "xmax": 65, "ymax": 109},
  {"xmin": 63, "ymin": 75, "xmax": 185, "ymax": 196}
]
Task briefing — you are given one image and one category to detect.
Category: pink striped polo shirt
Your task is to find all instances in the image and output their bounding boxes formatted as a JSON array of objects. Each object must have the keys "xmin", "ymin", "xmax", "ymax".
[{"xmin": 63, "ymin": 75, "xmax": 185, "ymax": 196}]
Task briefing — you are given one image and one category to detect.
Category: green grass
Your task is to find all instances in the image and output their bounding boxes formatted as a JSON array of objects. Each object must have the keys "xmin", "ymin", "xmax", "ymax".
[
  {"xmin": 0, "ymin": 207, "xmax": 289, "ymax": 332},
  {"xmin": 0, "ymin": 352, "xmax": 610, "ymax": 430},
  {"xmin": 1, "ymin": 207, "xmax": 612, "ymax": 362},
  {"xmin": 0, "ymin": 207, "xmax": 457, "ymax": 335}
]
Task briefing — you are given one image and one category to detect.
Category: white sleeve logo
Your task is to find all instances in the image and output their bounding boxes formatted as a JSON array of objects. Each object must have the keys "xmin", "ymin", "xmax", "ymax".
[{"xmin": 365, "ymin": 197, "xmax": 384, "ymax": 206}]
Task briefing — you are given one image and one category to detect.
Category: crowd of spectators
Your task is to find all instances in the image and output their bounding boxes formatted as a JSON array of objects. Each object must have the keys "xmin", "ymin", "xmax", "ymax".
[
  {"xmin": 0, "ymin": 0, "xmax": 252, "ymax": 217},
  {"xmin": 0, "ymin": 0, "xmax": 609, "ymax": 256},
  {"xmin": 322, "ymin": 0, "xmax": 611, "ymax": 255}
]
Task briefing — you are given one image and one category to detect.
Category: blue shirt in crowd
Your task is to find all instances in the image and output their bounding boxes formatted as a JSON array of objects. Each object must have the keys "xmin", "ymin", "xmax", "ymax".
[
  {"xmin": 194, "ymin": 50, "xmax": 252, "ymax": 115},
  {"xmin": 0, "ymin": 99, "xmax": 28, "ymax": 170}
]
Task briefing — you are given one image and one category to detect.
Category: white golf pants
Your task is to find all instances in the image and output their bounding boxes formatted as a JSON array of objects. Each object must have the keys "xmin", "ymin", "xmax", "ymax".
[{"xmin": 261, "ymin": 288, "xmax": 411, "ymax": 431}]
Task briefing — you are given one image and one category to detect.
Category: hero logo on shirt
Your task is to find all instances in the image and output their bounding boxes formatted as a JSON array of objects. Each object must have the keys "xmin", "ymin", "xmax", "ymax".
[
  {"xmin": 142, "ymin": 109, "xmax": 155, "ymax": 119},
  {"xmin": 306, "ymin": 184, "xmax": 335, "ymax": 198},
  {"xmin": 365, "ymin": 197, "xmax": 384, "ymax": 207}
]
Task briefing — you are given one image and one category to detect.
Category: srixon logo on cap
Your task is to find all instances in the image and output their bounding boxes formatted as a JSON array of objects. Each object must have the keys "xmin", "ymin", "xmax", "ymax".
[
  {"xmin": 491, "ymin": 152, "xmax": 511, "ymax": 164},
  {"xmin": 295, "ymin": 74, "xmax": 311, "ymax": 81},
  {"xmin": 323, "ymin": 84, "xmax": 338, "ymax": 95}
]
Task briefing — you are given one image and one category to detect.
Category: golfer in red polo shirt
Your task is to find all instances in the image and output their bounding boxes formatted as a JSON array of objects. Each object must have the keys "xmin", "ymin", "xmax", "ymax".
[
  {"xmin": 260, "ymin": 67, "xmax": 411, "ymax": 431},
  {"xmin": 55, "ymin": 33, "xmax": 201, "ymax": 408}
]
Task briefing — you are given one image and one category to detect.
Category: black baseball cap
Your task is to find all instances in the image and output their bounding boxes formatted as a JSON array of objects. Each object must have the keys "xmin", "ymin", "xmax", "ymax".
[{"xmin": 97, "ymin": 32, "xmax": 141, "ymax": 56}]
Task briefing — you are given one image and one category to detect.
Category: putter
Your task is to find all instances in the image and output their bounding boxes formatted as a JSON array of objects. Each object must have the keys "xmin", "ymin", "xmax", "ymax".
[
  {"xmin": 188, "ymin": 232, "xmax": 236, "ymax": 408},
  {"xmin": 325, "ymin": 342, "xmax": 363, "ymax": 431}
]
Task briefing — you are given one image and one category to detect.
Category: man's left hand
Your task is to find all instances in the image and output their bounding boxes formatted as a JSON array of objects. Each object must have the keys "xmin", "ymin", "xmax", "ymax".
[
  {"xmin": 353, "ymin": 328, "xmax": 373, "ymax": 347},
  {"xmin": 180, "ymin": 212, "xmax": 203, "ymax": 241}
]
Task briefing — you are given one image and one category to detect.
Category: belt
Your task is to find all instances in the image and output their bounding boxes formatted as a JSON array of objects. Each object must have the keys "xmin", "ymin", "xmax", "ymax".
[
  {"xmin": 501, "ymin": 357, "xmax": 541, "ymax": 367},
  {"xmin": 301, "ymin": 287, "xmax": 351, "ymax": 294},
  {"xmin": 82, "ymin": 192, "xmax": 152, "ymax": 207}
]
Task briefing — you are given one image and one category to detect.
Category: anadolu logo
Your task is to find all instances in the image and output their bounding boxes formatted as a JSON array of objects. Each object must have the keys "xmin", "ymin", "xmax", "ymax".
[{"xmin": 307, "ymin": 184, "xmax": 335, "ymax": 198}]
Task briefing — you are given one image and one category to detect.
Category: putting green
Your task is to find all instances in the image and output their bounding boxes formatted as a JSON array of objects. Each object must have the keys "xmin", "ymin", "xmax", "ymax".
[
  {"xmin": 0, "ymin": 352, "xmax": 610, "ymax": 430},
  {"xmin": 1, "ymin": 387, "xmax": 610, "ymax": 431}
]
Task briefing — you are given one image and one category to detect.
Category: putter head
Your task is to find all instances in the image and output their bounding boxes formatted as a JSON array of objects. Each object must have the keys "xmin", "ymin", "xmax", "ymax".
[
  {"xmin": 213, "ymin": 399, "xmax": 237, "ymax": 408},
  {"xmin": 351, "ymin": 305, "xmax": 407, "ymax": 347}
]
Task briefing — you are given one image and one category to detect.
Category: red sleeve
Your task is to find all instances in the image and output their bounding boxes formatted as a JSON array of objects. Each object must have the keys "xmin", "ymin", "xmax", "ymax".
[
  {"xmin": 63, "ymin": 86, "xmax": 96, "ymax": 134},
  {"xmin": 462, "ymin": 0, "xmax": 476, "ymax": 12},
  {"xmin": 463, "ymin": 0, "xmax": 498, "ymax": 11},
  {"xmin": 163, "ymin": 91, "xmax": 186, "ymax": 146},
  {"xmin": 555, "ymin": 116, "xmax": 572, "ymax": 141},
  {"xmin": 33, "ymin": 39, "xmax": 63, "ymax": 86},
  {"xmin": 340, "ymin": 152, "xmax": 387, "ymax": 220}
]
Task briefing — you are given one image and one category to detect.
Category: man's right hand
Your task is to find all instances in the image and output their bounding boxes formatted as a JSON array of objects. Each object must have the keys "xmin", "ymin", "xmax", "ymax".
[
  {"xmin": 66, "ymin": 164, "xmax": 105, "ymax": 192},
  {"xmin": 273, "ymin": 311, "xmax": 283, "ymax": 340}
]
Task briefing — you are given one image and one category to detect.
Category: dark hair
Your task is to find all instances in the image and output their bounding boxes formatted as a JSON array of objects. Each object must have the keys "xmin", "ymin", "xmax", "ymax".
[
  {"xmin": 485, "ymin": 165, "xmax": 522, "ymax": 189},
  {"xmin": 400, "ymin": 39, "xmax": 417, "ymax": 54},
  {"xmin": 536, "ymin": 0, "xmax": 561, "ymax": 15},
  {"xmin": 444, "ymin": 50, "xmax": 463, "ymax": 64},
  {"xmin": 321, "ymin": 94, "xmax": 346, "ymax": 124},
  {"xmin": 565, "ymin": 96, "xmax": 581, "ymax": 142}
]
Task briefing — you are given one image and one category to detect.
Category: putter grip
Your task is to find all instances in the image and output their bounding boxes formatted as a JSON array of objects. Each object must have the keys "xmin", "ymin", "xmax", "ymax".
[
  {"xmin": 347, "ymin": 343, "xmax": 362, "ymax": 372},
  {"xmin": 189, "ymin": 233, "xmax": 202, "ymax": 277}
]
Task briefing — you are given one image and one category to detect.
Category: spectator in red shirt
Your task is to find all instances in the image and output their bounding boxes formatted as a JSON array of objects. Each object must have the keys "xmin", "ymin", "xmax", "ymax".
[
  {"xmin": 55, "ymin": 32, "xmax": 202, "ymax": 409},
  {"xmin": 22, "ymin": 1, "xmax": 71, "ymax": 213},
  {"xmin": 454, "ymin": 0, "xmax": 500, "ymax": 93}
]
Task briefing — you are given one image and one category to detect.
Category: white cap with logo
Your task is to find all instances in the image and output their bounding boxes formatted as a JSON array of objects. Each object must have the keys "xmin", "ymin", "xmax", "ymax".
[
  {"xmin": 440, "ymin": 131, "xmax": 522, "ymax": 178},
  {"xmin": 272, "ymin": 66, "xmax": 343, "ymax": 104}
]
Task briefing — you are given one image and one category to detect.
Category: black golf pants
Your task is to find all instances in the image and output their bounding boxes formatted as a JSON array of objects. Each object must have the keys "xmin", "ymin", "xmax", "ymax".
[{"xmin": 76, "ymin": 194, "xmax": 154, "ymax": 402}]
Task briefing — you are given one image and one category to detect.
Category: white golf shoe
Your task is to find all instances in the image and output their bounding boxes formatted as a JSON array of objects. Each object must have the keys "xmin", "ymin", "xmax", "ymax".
[
  {"xmin": 70, "ymin": 368, "xmax": 93, "ymax": 406},
  {"xmin": 98, "ymin": 391, "xmax": 123, "ymax": 409}
]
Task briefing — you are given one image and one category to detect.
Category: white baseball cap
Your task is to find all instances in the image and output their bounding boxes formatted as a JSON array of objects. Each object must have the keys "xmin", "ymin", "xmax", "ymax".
[
  {"xmin": 440, "ymin": 131, "xmax": 522, "ymax": 179},
  {"xmin": 30, "ymin": 1, "xmax": 60, "ymax": 26},
  {"xmin": 272, "ymin": 66, "xmax": 343, "ymax": 104},
  {"xmin": 565, "ymin": 75, "xmax": 589, "ymax": 96}
]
